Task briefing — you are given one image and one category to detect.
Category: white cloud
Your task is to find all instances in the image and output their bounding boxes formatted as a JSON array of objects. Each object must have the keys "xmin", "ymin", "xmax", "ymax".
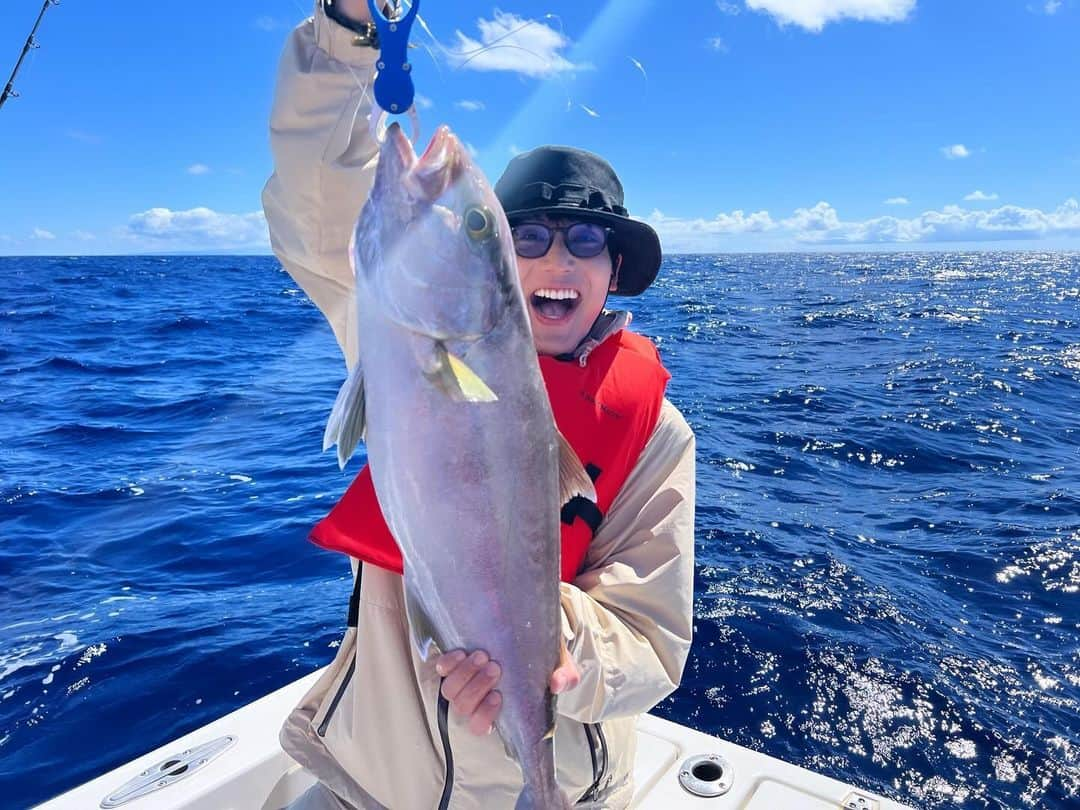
[
  {"xmin": 32, "ymin": 228, "xmax": 56, "ymax": 240},
  {"xmin": 746, "ymin": 0, "xmax": 915, "ymax": 32},
  {"xmin": 964, "ymin": 190, "xmax": 998, "ymax": 201},
  {"xmin": 649, "ymin": 199, "xmax": 1080, "ymax": 251},
  {"xmin": 941, "ymin": 144, "xmax": 971, "ymax": 159},
  {"xmin": 509, "ymin": 144, "xmax": 524, "ymax": 156},
  {"xmin": 454, "ymin": 100, "xmax": 486, "ymax": 112},
  {"xmin": 448, "ymin": 11, "xmax": 587, "ymax": 77},
  {"xmin": 1042, "ymin": 0, "xmax": 1062, "ymax": 13},
  {"xmin": 884, "ymin": 196, "xmax": 909, "ymax": 205},
  {"xmin": 708, "ymin": 36, "xmax": 730, "ymax": 52},
  {"xmin": 187, "ymin": 163, "xmax": 211, "ymax": 175},
  {"xmin": 647, "ymin": 208, "xmax": 778, "ymax": 247},
  {"xmin": 72, "ymin": 230, "xmax": 96, "ymax": 240},
  {"xmin": 414, "ymin": 94, "xmax": 434, "ymax": 110},
  {"xmin": 717, "ymin": 1, "xmax": 742, "ymax": 14},
  {"xmin": 126, "ymin": 207, "xmax": 269, "ymax": 250}
]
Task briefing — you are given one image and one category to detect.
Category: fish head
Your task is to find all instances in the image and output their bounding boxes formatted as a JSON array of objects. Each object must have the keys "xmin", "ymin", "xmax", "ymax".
[{"xmin": 353, "ymin": 123, "xmax": 519, "ymax": 343}]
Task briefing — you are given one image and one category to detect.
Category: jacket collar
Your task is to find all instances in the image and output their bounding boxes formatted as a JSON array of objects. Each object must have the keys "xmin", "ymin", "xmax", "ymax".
[{"xmin": 553, "ymin": 309, "xmax": 632, "ymax": 367}]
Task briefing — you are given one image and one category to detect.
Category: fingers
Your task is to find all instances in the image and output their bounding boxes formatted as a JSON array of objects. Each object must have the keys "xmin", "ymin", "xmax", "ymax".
[
  {"xmin": 436, "ymin": 649, "xmax": 503, "ymax": 735},
  {"xmin": 467, "ymin": 690, "xmax": 502, "ymax": 736},
  {"xmin": 435, "ymin": 649, "xmax": 467, "ymax": 678},
  {"xmin": 550, "ymin": 642, "xmax": 581, "ymax": 695},
  {"xmin": 448, "ymin": 655, "xmax": 502, "ymax": 717},
  {"xmin": 438, "ymin": 650, "xmax": 494, "ymax": 703}
]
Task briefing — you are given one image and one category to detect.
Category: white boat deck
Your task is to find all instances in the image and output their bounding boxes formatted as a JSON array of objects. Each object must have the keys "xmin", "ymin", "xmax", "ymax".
[{"xmin": 37, "ymin": 670, "xmax": 912, "ymax": 809}]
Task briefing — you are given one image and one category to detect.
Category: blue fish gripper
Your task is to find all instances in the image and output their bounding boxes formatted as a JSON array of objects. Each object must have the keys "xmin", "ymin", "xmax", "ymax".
[{"xmin": 367, "ymin": 0, "xmax": 420, "ymax": 115}]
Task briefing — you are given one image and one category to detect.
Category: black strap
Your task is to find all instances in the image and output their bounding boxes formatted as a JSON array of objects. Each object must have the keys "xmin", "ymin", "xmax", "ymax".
[
  {"xmin": 346, "ymin": 563, "xmax": 363, "ymax": 628},
  {"xmin": 322, "ymin": 0, "xmax": 380, "ymax": 45},
  {"xmin": 560, "ymin": 497, "xmax": 603, "ymax": 533},
  {"xmin": 436, "ymin": 685, "xmax": 454, "ymax": 810},
  {"xmin": 561, "ymin": 463, "xmax": 604, "ymax": 534}
]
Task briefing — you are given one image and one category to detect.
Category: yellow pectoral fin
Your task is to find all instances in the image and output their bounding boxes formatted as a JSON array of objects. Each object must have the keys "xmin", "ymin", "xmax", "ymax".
[
  {"xmin": 428, "ymin": 343, "xmax": 498, "ymax": 403},
  {"xmin": 446, "ymin": 352, "xmax": 498, "ymax": 402}
]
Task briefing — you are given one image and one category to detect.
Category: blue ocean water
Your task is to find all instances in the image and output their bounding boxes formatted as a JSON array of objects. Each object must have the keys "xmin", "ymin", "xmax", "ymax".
[{"xmin": 1, "ymin": 253, "xmax": 1077, "ymax": 809}]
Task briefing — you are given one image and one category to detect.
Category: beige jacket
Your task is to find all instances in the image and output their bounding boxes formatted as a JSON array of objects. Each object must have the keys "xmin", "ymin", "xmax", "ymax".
[{"xmin": 263, "ymin": 6, "xmax": 696, "ymax": 808}]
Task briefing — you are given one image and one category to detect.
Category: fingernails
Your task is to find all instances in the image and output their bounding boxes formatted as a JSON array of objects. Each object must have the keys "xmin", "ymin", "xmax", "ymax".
[
  {"xmin": 471, "ymin": 651, "xmax": 488, "ymax": 666},
  {"xmin": 436, "ymin": 650, "xmax": 466, "ymax": 676},
  {"xmin": 484, "ymin": 662, "xmax": 500, "ymax": 678}
]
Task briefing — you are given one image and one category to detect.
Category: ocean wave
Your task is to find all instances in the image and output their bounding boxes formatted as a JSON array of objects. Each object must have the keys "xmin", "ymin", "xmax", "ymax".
[
  {"xmin": 150, "ymin": 315, "xmax": 215, "ymax": 335},
  {"xmin": 3, "ymin": 252, "xmax": 1078, "ymax": 809}
]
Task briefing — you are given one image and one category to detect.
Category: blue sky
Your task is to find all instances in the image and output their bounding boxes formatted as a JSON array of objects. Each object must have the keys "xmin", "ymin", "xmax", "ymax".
[{"xmin": 0, "ymin": 0, "xmax": 1077, "ymax": 255}]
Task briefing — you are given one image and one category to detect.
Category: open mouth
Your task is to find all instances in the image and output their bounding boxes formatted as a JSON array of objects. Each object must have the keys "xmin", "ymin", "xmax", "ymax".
[{"xmin": 530, "ymin": 288, "xmax": 581, "ymax": 322}]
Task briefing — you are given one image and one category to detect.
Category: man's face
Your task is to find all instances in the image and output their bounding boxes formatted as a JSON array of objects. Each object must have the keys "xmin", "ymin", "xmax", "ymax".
[{"xmin": 514, "ymin": 216, "xmax": 620, "ymax": 356}]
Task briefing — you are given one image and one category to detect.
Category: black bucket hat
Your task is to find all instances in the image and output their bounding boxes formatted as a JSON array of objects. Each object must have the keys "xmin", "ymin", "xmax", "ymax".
[{"xmin": 494, "ymin": 146, "xmax": 662, "ymax": 296}]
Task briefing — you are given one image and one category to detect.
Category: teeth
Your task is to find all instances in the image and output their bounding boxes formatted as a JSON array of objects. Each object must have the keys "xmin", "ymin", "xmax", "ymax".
[{"xmin": 534, "ymin": 289, "xmax": 579, "ymax": 301}]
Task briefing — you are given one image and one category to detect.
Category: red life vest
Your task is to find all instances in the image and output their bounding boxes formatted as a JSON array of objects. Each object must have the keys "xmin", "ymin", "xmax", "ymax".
[{"xmin": 309, "ymin": 330, "xmax": 671, "ymax": 583}]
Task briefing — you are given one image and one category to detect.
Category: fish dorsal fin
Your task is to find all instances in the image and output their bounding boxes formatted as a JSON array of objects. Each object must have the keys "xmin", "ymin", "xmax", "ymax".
[
  {"xmin": 557, "ymin": 431, "xmax": 597, "ymax": 507},
  {"xmin": 426, "ymin": 343, "xmax": 498, "ymax": 403},
  {"xmin": 323, "ymin": 363, "xmax": 366, "ymax": 470}
]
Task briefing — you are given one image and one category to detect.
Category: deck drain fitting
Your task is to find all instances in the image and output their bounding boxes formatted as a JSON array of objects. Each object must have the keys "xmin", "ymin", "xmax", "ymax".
[
  {"xmin": 841, "ymin": 791, "xmax": 879, "ymax": 810},
  {"xmin": 678, "ymin": 753, "xmax": 733, "ymax": 798}
]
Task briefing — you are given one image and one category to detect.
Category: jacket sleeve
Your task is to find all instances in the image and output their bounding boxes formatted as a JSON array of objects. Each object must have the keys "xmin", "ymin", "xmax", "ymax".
[
  {"xmin": 556, "ymin": 397, "xmax": 696, "ymax": 723},
  {"xmin": 261, "ymin": 3, "xmax": 381, "ymax": 370}
]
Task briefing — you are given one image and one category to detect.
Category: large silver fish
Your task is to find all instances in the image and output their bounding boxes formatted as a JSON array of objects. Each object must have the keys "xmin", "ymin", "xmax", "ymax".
[{"xmin": 324, "ymin": 123, "xmax": 593, "ymax": 809}]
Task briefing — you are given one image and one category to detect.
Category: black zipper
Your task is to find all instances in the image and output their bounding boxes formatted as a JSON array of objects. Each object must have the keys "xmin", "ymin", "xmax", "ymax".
[
  {"xmin": 579, "ymin": 722, "xmax": 608, "ymax": 803},
  {"xmin": 317, "ymin": 658, "xmax": 356, "ymax": 738},
  {"xmin": 318, "ymin": 566, "xmax": 363, "ymax": 739},
  {"xmin": 436, "ymin": 686, "xmax": 454, "ymax": 810},
  {"xmin": 594, "ymin": 722, "xmax": 609, "ymax": 790}
]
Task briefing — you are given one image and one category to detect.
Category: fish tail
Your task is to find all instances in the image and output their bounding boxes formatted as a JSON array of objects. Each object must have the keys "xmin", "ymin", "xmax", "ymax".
[
  {"xmin": 515, "ymin": 735, "xmax": 570, "ymax": 810},
  {"xmin": 513, "ymin": 784, "xmax": 572, "ymax": 810}
]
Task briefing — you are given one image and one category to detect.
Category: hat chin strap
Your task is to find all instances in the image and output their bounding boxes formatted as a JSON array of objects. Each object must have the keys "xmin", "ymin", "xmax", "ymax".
[{"xmin": 609, "ymin": 253, "xmax": 624, "ymax": 293}]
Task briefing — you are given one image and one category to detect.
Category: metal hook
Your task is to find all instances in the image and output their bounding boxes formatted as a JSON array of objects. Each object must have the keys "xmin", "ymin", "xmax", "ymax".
[{"xmin": 369, "ymin": 104, "xmax": 420, "ymax": 147}]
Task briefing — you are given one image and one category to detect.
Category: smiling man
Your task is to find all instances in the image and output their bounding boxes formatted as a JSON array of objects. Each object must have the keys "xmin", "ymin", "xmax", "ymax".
[
  {"xmin": 493, "ymin": 144, "xmax": 662, "ymax": 358},
  {"xmin": 263, "ymin": 3, "xmax": 696, "ymax": 808}
]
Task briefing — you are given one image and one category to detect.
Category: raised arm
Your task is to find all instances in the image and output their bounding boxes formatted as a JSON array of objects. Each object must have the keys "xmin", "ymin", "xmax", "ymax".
[{"xmin": 261, "ymin": 1, "xmax": 381, "ymax": 370}]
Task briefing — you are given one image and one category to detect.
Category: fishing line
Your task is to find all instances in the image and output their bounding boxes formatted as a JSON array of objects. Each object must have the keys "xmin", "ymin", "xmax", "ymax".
[
  {"xmin": 410, "ymin": 6, "xmax": 578, "ymax": 115},
  {"xmin": 348, "ymin": 1, "xmax": 583, "ymax": 130}
]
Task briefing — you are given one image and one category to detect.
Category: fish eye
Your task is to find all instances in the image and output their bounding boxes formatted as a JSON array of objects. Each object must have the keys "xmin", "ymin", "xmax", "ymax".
[{"xmin": 464, "ymin": 206, "xmax": 496, "ymax": 242}]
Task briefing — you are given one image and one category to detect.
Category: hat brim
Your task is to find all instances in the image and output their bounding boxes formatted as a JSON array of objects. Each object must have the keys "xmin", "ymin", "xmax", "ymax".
[{"xmin": 504, "ymin": 205, "xmax": 662, "ymax": 296}]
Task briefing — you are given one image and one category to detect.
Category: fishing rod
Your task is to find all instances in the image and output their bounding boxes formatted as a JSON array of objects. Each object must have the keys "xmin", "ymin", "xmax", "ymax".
[{"xmin": 1, "ymin": 0, "xmax": 60, "ymax": 111}]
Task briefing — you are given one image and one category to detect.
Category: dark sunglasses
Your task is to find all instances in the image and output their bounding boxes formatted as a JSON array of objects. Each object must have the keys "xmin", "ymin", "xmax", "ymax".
[{"xmin": 510, "ymin": 221, "xmax": 612, "ymax": 259}]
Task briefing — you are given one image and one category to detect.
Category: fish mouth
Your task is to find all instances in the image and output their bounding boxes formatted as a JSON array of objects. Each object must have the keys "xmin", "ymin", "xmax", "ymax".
[
  {"xmin": 405, "ymin": 125, "xmax": 464, "ymax": 202},
  {"xmin": 529, "ymin": 288, "xmax": 582, "ymax": 323},
  {"xmin": 385, "ymin": 121, "xmax": 417, "ymax": 170}
]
